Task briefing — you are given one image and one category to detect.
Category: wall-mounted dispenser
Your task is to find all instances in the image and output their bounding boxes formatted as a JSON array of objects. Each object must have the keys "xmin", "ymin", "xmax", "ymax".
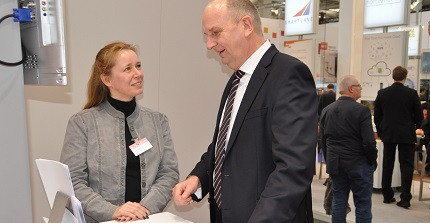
[{"xmin": 19, "ymin": 0, "xmax": 67, "ymax": 85}]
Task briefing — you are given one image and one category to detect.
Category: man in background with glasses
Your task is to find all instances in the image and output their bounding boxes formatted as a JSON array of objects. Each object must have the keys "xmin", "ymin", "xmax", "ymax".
[{"xmin": 320, "ymin": 75, "xmax": 377, "ymax": 223}]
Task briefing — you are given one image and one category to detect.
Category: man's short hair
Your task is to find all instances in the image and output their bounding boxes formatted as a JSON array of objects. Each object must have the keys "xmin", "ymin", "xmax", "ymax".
[
  {"xmin": 338, "ymin": 75, "xmax": 357, "ymax": 93},
  {"xmin": 226, "ymin": 0, "xmax": 263, "ymax": 35},
  {"xmin": 327, "ymin": 84, "xmax": 334, "ymax": 89},
  {"xmin": 392, "ymin": 66, "xmax": 407, "ymax": 81}
]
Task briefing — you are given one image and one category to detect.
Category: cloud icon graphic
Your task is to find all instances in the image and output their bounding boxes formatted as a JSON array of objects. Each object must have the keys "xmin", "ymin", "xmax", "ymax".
[{"xmin": 367, "ymin": 61, "xmax": 391, "ymax": 76}]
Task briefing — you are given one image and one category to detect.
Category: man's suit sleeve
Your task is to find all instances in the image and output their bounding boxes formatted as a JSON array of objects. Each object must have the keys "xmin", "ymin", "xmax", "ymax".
[
  {"xmin": 248, "ymin": 61, "xmax": 317, "ymax": 222},
  {"xmin": 318, "ymin": 94, "xmax": 324, "ymax": 116},
  {"xmin": 373, "ymin": 92, "xmax": 382, "ymax": 137},
  {"xmin": 360, "ymin": 107, "xmax": 377, "ymax": 166},
  {"xmin": 412, "ymin": 90, "xmax": 424, "ymax": 126},
  {"xmin": 189, "ymin": 144, "xmax": 212, "ymax": 201},
  {"xmin": 189, "ymin": 75, "xmax": 234, "ymax": 202},
  {"xmin": 320, "ymin": 111, "xmax": 327, "ymax": 160}
]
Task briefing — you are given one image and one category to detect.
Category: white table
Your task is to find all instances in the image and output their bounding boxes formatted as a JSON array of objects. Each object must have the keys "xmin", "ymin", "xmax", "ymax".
[
  {"xmin": 373, "ymin": 140, "xmax": 402, "ymax": 189},
  {"xmin": 101, "ymin": 212, "xmax": 192, "ymax": 223}
]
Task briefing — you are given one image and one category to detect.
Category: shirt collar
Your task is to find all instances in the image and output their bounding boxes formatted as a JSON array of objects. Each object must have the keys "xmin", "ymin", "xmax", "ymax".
[
  {"xmin": 239, "ymin": 40, "xmax": 271, "ymax": 75},
  {"xmin": 338, "ymin": 96, "xmax": 356, "ymax": 101}
]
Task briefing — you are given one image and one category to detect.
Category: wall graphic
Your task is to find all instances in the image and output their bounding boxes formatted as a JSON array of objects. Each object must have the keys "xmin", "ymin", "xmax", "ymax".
[
  {"xmin": 407, "ymin": 58, "xmax": 419, "ymax": 91},
  {"xmin": 281, "ymin": 39, "xmax": 315, "ymax": 75},
  {"xmin": 361, "ymin": 31, "xmax": 408, "ymax": 100},
  {"xmin": 322, "ymin": 49, "xmax": 337, "ymax": 83}
]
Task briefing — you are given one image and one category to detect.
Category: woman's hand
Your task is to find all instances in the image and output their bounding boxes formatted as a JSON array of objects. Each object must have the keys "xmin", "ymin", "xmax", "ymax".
[{"xmin": 112, "ymin": 202, "xmax": 150, "ymax": 222}]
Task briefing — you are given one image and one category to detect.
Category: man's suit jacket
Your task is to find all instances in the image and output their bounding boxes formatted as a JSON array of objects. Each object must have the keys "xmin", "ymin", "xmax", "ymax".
[
  {"xmin": 318, "ymin": 90, "xmax": 336, "ymax": 116},
  {"xmin": 190, "ymin": 45, "xmax": 317, "ymax": 222},
  {"xmin": 374, "ymin": 82, "xmax": 423, "ymax": 143}
]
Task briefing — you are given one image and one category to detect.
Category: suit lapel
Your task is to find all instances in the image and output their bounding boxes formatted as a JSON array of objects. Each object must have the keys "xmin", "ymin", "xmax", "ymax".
[{"xmin": 225, "ymin": 45, "xmax": 278, "ymax": 155}]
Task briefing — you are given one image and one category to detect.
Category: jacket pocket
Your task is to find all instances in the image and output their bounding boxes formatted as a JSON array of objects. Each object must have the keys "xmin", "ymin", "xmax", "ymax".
[{"xmin": 244, "ymin": 107, "xmax": 268, "ymax": 120}]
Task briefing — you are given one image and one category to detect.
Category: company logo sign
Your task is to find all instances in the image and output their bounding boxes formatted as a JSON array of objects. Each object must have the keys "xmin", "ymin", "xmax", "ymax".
[
  {"xmin": 364, "ymin": 0, "xmax": 407, "ymax": 28},
  {"xmin": 293, "ymin": 1, "xmax": 311, "ymax": 17},
  {"xmin": 365, "ymin": 0, "xmax": 401, "ymax": 7},
  {"xmin": 285, "ymin": 0, "xmax": 316, "ymax": 36}
]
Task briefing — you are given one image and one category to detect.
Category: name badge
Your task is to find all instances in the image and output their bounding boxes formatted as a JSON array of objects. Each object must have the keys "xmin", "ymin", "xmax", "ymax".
[{"xmin": 129, "ymin": 137, "xmax": 153, "ymax": 156}]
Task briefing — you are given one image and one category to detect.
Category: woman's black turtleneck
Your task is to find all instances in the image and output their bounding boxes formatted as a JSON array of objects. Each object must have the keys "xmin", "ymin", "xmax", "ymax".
[{"xmin": 107, "ymin": 95, "xmax": 141, "ymax": 202}]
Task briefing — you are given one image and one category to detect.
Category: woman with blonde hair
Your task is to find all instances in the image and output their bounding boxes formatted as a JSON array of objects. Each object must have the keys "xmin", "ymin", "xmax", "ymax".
[{"xmin": 60, "ymin": 41, "xmax": 179, "ymax": 222}]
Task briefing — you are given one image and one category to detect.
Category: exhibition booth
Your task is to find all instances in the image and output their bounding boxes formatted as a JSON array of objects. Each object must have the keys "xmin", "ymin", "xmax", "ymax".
[{"xmin": 2, "ymin": 0, "xmax": 430, "ymax": 223}]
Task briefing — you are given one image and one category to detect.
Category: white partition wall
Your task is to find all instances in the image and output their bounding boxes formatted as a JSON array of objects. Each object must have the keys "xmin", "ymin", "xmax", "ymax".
[
  {"xmin": 25, "ymin": 0, "xmax": 164, "ymax": 221},
  {"xmin": 361, "ymin": 31, "xmax": 409, "ymax": 100},
  {"xmin": 0, "ymin": 0, "xmax": 33, "ymax": 222},
  {"xmin": 25, "ymin": 0, "xmax": 219, "ymax": 222}
]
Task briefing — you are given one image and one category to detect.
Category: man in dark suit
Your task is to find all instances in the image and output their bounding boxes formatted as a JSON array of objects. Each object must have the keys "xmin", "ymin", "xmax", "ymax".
[
  {"xmin": 374, "ymin": 66, "xmax": 423, "ymax": 208},
  {"xmin": 172, "ymin": 0, "xmax": 317, "ymax": 222},
  {"xmin": 320, "ymin": 75, "xmax": 377, "ymax": 223},
  {"xmin": 318, "ymin": 83, "xmax": 336, "ymax": 117}
]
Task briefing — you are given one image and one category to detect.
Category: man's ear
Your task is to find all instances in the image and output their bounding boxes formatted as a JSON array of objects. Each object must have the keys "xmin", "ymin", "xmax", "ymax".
[
  {"xmin": 100, "ymin": 74, "xmax": 112, "ymax": 87},
  {"xmin": 348, "ymin": 86, "xmax": 353, "ymax": 93},
  {"xmin": 241, "ymin": 15, "xmax": 254, "ymax": 37}
]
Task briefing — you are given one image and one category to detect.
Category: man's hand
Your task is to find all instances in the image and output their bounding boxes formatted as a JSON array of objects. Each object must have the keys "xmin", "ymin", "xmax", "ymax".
[
  {"xmin": 112, "ymin": 202, "xmax": 150, "ymax": 222},
  {"xmin": 172, "ymin": 175, "xmax": 200, "ymax": 206},
  {"xmin": 416, "ymin": 128, "xmax": 424, "ymax": 136}
]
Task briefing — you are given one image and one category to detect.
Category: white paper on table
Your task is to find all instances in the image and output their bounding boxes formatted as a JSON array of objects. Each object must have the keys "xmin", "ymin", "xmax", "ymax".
[
  {"xmin": 36, "ymin": 159, "xmax": 86, "ymax": 223},
  {"xmin": 101, "ymin": 212, "xmax": 193, "ymax": 223}
]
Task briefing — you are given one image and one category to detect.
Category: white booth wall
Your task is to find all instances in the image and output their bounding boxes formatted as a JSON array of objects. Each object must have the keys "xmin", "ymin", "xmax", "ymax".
[
  {"xmin": 25, "ymin": 0, "xmax": 227, "ymax": 222},
  {"xmin": 0, "ymin": 0, "xmax": 32, "ymax": 222}
]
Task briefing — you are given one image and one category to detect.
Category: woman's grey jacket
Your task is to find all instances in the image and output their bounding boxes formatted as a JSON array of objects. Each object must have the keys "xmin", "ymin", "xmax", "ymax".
[{"xmin": 60, "ymin": 101, "xmax": 179, "ymax": 222}]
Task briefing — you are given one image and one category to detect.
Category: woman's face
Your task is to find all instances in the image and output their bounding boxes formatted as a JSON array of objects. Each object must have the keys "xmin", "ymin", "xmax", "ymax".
[{"xmin": 102, "ymin": 49, "xmax": 143, "ymax": 101}]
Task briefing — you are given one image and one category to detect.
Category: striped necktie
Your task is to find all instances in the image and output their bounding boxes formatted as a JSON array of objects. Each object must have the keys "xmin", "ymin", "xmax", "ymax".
[{"xmin": 214, "ymin": 70, "xmax": 245, "ymax": 208}]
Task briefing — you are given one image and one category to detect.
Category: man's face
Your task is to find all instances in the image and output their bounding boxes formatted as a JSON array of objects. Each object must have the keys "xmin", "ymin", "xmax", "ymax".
[
  {"xmin": 202, "ymin": 4, "xmax": 246, "ymax": 70},
  {"xmin": 351, "ymin": 83, "xmax": 362, "ymax": 100}
]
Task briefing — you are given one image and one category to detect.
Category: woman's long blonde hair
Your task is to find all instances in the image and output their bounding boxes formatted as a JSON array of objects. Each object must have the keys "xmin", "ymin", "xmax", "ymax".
[{"xmin": 84, "ymin": 41, "xmax": 138, "ymax": 109}]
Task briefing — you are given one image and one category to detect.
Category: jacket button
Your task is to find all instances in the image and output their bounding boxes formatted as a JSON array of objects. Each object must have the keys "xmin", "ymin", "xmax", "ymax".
[{"xmin": 142, "ymin": 182, "xmax": 146, "ymax": 187}]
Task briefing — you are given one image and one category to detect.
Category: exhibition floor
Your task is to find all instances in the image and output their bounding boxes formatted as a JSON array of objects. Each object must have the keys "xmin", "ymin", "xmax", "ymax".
[{"xmin": 312, "ymin": 172, "xmax": 430, "ymax": 223}]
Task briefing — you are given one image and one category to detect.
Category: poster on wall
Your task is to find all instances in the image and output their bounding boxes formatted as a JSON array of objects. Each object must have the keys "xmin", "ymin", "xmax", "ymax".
[
  {"xmin": 421, "ymin": 50, "xmax": 430, "ymax": 79},
  {"xmin": 361, "ymin": 31, "xmax": 408, "ymax": 101},
  {"xmin": 405, "ymin": 26, "xmax": 420, "ymax": 56},
  {"xmin": 388, "ymin": 26, "xmax": 421, "ymax": 56},
  {"xmin": 281, "ymin": 39, "xmax": 315, "ymax": 75},
  {"xmin": 285, "ymin": 0, "xmax": 319, "ymax": 36},
  {"xmin": 322, "ymin": 50, "xmax": 337, "ymax": 83},
  {"xmin": 364, "ymin": 0, "xmax": 409, "ymax": 28},
  {"xmin": 406, "ymin": 58, "xmax": 419, "ymax": 91}
]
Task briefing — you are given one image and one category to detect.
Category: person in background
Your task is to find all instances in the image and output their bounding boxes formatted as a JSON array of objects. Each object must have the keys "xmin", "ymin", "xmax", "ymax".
[
  {"xmin": 374, "ymin": 66, "xmax": 423, "ymax": 209},
  {"xmin": 60, "ymin": 42, "xmax": 179, "ymax": 222},
  {"xmin": 318, "ymin": 83, "xmax": 336, "ymax": 117},
  {"xmin": 172, "ymin": 0, "xmax": 317, "ymax": 222},
  {"xmin": 320, "ymin": 75, "xmax": 377, "ymax": 223},
  {"xmin": 416, "ymin": 103, "xmax": 430, "ymax": 175},
  {"xmin": 419, "ymin": 88, "xmax": 429, "ymax": 102},
  {"xmin": 317, "ymin": 84, "xmax": 337, "ymax": 214},
  {"xmin": 416, "ymin": 103, "xmax": 428, "ymax": 146}
]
